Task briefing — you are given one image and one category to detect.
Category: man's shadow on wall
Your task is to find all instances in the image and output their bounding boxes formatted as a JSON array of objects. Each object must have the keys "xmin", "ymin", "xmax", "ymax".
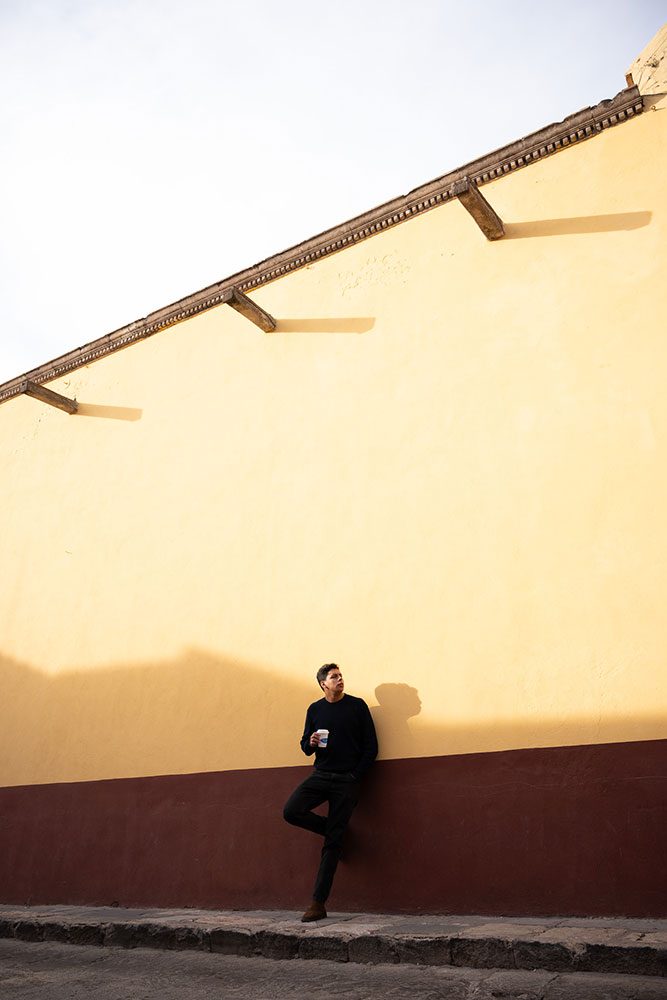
[
  {"xmin": 342, "ymin": 682, "xmax": 422, "ymax": 868},
  {"xmin": 371, "ymin": 682, "xmax": 422, "ymax": 751}
]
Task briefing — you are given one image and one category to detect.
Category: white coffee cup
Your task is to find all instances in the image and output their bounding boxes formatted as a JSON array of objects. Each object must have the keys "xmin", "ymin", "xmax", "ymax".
[{"xmin": 316, "ymin": 729, "xmax": 329, "ymax": 747}]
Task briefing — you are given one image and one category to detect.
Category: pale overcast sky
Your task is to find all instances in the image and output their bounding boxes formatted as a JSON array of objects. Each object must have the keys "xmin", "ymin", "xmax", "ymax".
[{"xmin": 0, "ymin": 0, "xmax": 664, "ymax": 383}]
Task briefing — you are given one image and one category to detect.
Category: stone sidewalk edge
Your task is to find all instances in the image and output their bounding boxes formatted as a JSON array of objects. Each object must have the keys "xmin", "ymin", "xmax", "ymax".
[{"xmin": 0, "ymin": 913, "xmax": 665, "ymax": 978}]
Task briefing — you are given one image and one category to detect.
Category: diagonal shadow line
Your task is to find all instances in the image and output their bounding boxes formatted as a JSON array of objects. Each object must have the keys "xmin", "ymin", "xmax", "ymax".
[
  {"xmin": 274, "ymin": 318, "xmax": 375, "ymax": 334},
  {"xmin": 76, "ymin": 403, "xmax": 143, "ymax": 422},
  {"xmin": 503, "ymin": 212, "xmax": 652, "ymax": 239},
  {"xmin": 2, "ymin": 647, "xmax": 664, "ymax": 787}
]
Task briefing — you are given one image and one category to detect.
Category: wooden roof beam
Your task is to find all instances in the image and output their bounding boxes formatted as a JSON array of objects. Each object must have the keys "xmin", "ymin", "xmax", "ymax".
[
  {"xmin": 450, "ymin": 177, "xmax": 505, "ymax": 241},
  {"xmin": 19, "ymin": 379, "xmax": 78, "ymax": 414},
  {"xmin": 222, "ymin": 287, "xmax": 276, "ymax": 332}
]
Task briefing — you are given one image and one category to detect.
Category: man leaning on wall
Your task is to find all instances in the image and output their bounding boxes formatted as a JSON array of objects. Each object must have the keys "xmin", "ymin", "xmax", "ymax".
[{"xmin": 283, "ymin": 663, "xmax": 378, "ymax": 921}]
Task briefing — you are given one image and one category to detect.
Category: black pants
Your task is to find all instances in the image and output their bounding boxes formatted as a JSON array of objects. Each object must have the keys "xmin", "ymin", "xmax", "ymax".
[{"xmin": 283, "ymin": 771, "xmax": 359, "ymax": 903}]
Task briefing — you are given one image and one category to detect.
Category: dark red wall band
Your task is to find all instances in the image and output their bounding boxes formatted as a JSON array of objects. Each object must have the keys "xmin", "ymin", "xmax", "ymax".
[{"xmin": 1, "ymin": 740, "xmax": 665, "ymax": 917}]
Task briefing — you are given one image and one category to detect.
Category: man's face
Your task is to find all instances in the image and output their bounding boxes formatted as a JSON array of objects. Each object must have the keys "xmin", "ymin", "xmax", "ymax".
[{"xmin": 320, "ymin": 668, "xmax": 344, "ymax": 699}]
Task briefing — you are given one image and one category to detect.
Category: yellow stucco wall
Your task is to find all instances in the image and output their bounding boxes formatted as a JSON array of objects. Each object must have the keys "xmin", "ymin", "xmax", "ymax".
[{"xmin": 2, "ymin": 98, "xmax": 666, "ymax": 786}]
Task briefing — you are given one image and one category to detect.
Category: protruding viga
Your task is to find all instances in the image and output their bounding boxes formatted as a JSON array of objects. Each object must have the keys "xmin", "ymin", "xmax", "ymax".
[{"xmin": 626, "ymin": 21, "xmax": 667, "ymax": 94}]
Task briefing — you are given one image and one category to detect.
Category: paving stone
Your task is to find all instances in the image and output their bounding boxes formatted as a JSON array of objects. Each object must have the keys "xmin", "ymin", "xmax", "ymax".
[
  {"xmin": 544, "ymin": 971, "xmax": 667, "ymax": 999},
  {"xmin": 558, "ymin": 917, "xmax": 664, "ymax": 932},
  {"xmin": 468, "ymin": 968, "xmax": 557, "ymax": 998},
  {"xmin": 540, "ymin": 926, "xmax": 642, "ymax": 946},
  {"xmin": 462, "ymin": 922, "xmax": 548, "ymax": 940}
]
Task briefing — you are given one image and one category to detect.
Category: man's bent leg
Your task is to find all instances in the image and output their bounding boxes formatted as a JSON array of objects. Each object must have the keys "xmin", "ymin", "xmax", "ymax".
[
  {"xmin": 283, "ymin": 773, "xmax": 328, "ymax": 837},
  {"xmin": 312, "ymin": 776, "xmax": 359, "ymax": 903}
]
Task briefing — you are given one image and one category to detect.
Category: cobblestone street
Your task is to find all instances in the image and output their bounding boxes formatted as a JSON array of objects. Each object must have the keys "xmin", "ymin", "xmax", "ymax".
[{"xmin": 2, "ymin": 940, "xmax": 667, "ymax": 1000}]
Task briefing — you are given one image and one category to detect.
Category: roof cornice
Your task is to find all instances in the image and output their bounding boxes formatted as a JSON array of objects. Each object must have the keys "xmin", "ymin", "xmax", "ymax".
[{"xmin": 0, "ymin": 86, "xmax": 643, "ymax": 405}]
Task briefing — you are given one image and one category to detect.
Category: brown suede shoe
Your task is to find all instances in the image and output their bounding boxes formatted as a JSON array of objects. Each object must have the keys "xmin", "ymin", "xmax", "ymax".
[{"xmin": 301, "ymin": 900, "xmax": 327, "ymax": 922}]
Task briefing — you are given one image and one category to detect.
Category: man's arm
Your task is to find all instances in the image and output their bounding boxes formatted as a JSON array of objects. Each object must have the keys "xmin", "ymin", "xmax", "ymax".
[
  {"xmin": 351, "ymin": 700, "xmax": 378, "ymax": 778},
  {"xmin": 300, "ymin": 707, "xmax": 317, "ymax": 756}
]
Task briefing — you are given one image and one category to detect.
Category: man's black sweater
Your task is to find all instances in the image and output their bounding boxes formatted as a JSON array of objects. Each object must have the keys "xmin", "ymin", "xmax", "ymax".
[{"xmin": 300, "ymin": 694, "xmax": 378, "ymax": 779}]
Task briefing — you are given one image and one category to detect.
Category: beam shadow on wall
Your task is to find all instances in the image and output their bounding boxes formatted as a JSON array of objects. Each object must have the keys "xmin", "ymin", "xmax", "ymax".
[
  {"xmin": 274, "ymin": 318, "xmax": 375, "ymax": 334},
  {"xmin": 503, "ymin": 211, "xmax": 651, "ymax": 239},
  {"xmin": 75, "ymin": 403, "xmax": 143, "ymax": 421}
]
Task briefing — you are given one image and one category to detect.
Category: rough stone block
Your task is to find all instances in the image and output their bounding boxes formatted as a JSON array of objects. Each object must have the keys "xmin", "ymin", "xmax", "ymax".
[
  {"xmin": 67, "ymin": 923, "xmax": 105, "ymax": 946},
  {"xmin": 40, "ymin": 921, "xmax": 72, "ymax": 944},
  {"xmin": 347, "ymin": 934, "xmax": 399, "ymax": 964},
  {"xmin": 209, "ymin": 927, "xmax": 254, "ymax": 956},
  {"xmin": 168, "ymin": 925, "xmax": 210, "ymax": 950},
  {"xmin": 450, "ymin": 935, "xmax": 514, "ymax": 969},
  {"xmin": 255, "ymin": 929, "xmax": 299, "ymax": 960},
  {"xmin": 578, "ymin": 943, "xmax": 667, "ymax": 977},
  {"xmin": 393, "ymin": 935, "xmax": 452, "ymax": 966},
  {"xmin": 298, "ymin": 934, "xmax": 349, "ymax": 962},
  {"xmin": 13, "ymin": 920, "xmax": 45, "ymax": 942},
  {"xmin": 513, "ymin": 939, "xmax": 577, "ymax": 972},
  {"xmin": 102, "ymin": 922, "xmax": 142, "ymax": 948},
  {"xmin": 129, "ymin": 921, "xmax": 181, "ymax": 950}
]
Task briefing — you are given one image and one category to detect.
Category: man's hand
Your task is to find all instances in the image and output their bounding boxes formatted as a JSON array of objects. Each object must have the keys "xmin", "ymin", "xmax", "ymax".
[{"xmin": 309, "ymin": 732, "xmax": 321, "ymax": 747}]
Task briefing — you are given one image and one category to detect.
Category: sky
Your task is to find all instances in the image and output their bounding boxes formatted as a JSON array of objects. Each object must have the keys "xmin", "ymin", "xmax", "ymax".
[{"xmin": 0, "ymin": 0, "xmax": 664, "ymax": 384}]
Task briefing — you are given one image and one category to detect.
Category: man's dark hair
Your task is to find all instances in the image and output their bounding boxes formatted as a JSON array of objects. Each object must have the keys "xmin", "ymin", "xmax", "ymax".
[{"xmin": 316, "ymin": 663, "xmax": 339, "ymax": 688}]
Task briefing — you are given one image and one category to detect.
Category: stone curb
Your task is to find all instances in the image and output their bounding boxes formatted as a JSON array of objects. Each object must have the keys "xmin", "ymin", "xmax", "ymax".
[{"xmin": 0, "ymin": 913, "xmax": 665, "ymax": 977}]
